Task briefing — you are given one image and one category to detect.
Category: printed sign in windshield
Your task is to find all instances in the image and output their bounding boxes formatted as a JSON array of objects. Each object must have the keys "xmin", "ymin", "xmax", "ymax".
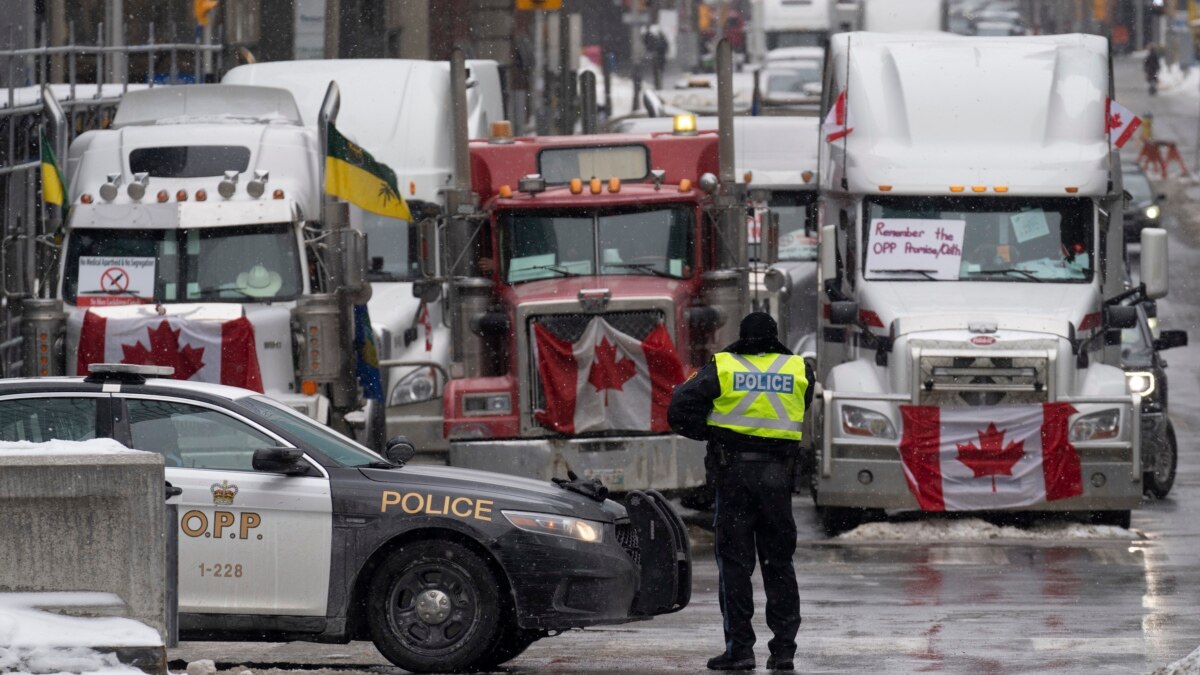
[
  {"xmin": 76, "ymin": 256, "xmax": 156, "ymax": 306},
  {"xmin": 866, "ymin": 219, "xmax": 965, "ymax": 280}
]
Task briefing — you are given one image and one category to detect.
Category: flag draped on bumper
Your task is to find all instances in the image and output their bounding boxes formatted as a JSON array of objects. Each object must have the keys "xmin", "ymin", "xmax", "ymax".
[
  {"xmin": 533, "ymin": 317, "xmax": 684, "ymax": 434},
  {"xmin": 898, "ymin": 403, "xmax": 1083, "ymax": 511}
]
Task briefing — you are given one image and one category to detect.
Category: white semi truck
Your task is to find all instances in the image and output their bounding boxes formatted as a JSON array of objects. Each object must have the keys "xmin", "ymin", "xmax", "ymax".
[
  {"xmin": 811, "ymin": 32, "xmax": 1167, "ymax": 534},
  {"xmin": 24, "ymin": 84, "xmax": 372, "ymax": 425},
  {"xmin": 223, "ymin": 60, "xmax": 504, "ymax": 455},
  {"xmin": 750, "ymin": 0, "xmax": 839, "ymax": 63},
  {"xmin": 861, "ymin": 0, "xmax": 949, "ymax": 33}
]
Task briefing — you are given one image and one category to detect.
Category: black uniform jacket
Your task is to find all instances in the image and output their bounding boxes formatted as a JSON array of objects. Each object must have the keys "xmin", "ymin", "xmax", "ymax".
[{"xmin": 667, "ymin": 348, "xmax": 815, "ymax": 457}]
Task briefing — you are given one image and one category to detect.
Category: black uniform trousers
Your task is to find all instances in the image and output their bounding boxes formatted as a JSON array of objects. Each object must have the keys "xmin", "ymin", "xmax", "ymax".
[{"xmin": 714, "ymin": 456, "xmax": 800, "ymax": 660}]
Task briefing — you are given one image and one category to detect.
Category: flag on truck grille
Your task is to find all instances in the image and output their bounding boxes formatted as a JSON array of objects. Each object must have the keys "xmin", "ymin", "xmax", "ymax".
[
  {"xmin": 40, "ymin": 129, "xmax": 66, "ymax": 209},
  {"xmin": 77, "ymin": 307, "xmax": 264, "ymax": 392},
  {"xmin": 325, "ymin": 122, "xmax": 412, "ymax": 221},
  {"xmin": 898, "ymin": 403, "xmax": 1082, "ymax": 511},
  {"xmin": 533, "ymin": 317, "xmax": 684, "ymax": 434},
  {"xmin": 1106, "ymin": 98, "xmax": 1141, "ymax": 150}
]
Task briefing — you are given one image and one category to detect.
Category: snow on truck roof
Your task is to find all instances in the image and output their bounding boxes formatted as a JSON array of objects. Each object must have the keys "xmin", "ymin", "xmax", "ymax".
[
  {"xmin": 823, "ymin": 32, "xmax": 1111, "ymax": 196},
  {"xmin": 112, "ymin": 84, "xmax": 303, "ymax": 127}
]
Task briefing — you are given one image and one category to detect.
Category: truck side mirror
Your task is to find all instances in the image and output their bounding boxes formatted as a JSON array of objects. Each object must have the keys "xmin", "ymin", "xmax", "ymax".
[
  {"xmin": 820, "ymin": 224, "xmax": 837, "ymax": 284},
  {"xmin": 763, "ymin": 211, "xmax": 780, "ymax": 264},
  {"xmin": 1140, "ymin": 228, "xmax": 1168, "ymax": 299},
  {"xmin": 417, "ymin": 217, "xmax": 440, "ymax": 277},
  {"xmin": 252, "ymin": 447, "xmax": 310, "ymax": 476},
  {"xmin": 1104, "ymin": 305, "xmax": 1137, "ymax": 329},
  {"xmin": 384, "ymin": 435, "xmax": 417, "ymax": 465},
  {"xmin": 829, "ymin": 301, "xmax": 858, "ymax": 326},
  {"xmin": 1154, "ymin": 329, "xmax": 1188, "ymax": 351}
]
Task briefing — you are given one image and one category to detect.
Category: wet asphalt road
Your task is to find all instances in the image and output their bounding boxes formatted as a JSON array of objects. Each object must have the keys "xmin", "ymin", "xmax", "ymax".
[{"xmin": 170, "ymin": 56, "xmax": 1200, "ymax": 673}]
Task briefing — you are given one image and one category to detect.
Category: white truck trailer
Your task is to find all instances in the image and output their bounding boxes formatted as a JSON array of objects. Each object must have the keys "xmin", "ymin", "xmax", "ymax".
[
  {"xmin": 750, "ymin": 0, "xmax": 839, "ymax": 63},
  {"xmin": 22, "ymin": 85, "xmax": 376, "ymax": 425},
  {"xmin": 223, "ymin": 60, "xmax": 504, "ymax": 455},
  {"xmin": 811, "ymin": 32, "xmax": 1168, "ymax": 534}
]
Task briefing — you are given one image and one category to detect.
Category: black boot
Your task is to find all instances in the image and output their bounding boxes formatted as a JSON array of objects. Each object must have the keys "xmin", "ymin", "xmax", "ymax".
[
  {"xmin": 766, "ymin": 654, "xmax": 795, "ymax": 671},
  {"xmin": 707, "ymin": 652, "xmax": 756, "ymax": 671}
]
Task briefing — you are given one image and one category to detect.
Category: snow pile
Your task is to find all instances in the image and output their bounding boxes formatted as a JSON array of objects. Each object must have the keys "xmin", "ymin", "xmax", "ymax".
[
  {"xmin": 1149, "ymin": 645, "xmax": 1200, "ymax": 675},
  {"xmin": 838, "ymin": 518, "xmax": 1140, "ymax": 542},
  {"xmin": 1157, "ymin": 63, "xmax": 1200, "ymax": 98},
  {"xmin": 0, "ymin": 438, "xmax": 145, "ymax": 456},
  {"xmin": 0, "ymin": 592, "xmax": 161, "ymax": 674}
]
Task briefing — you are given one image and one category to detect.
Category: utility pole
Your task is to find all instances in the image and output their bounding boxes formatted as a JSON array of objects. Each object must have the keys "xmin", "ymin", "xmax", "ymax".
[{"xmin": 106, "ymin": 0, "xmax": 125, "ymax": 83}]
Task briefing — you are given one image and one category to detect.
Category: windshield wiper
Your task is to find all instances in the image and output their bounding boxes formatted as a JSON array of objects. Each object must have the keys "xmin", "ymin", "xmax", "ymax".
[
  {"xmin": 528, "ymin": 264, "xmax": 584, "ymax": 278},
  {"xmin": 78, "ymin": 288, "xmax": 144, "ymax": 296},
  {"xmin": 870, "ymin": 269, "xmax": 936, "ymax": 280},
  {"xmin": 604, "ymin": 262, "xmax": 675, "ymax": 279},
  {"xmin": 195, "ymin": 284, "xmax": 252, "ymax": 298},
  {"xmin": 972, "ymin": 268, "xmax": 1045, "ymax": 282}
]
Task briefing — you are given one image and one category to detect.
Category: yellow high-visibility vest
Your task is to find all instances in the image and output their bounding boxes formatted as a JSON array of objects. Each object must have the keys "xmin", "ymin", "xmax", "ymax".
[{"xmin": 707, "ymin": 352, "xmax": 807, "ymax": 441}]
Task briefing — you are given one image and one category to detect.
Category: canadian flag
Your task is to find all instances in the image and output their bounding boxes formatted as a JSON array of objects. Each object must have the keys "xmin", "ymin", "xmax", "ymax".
[
  {"xmin": 898, "ymin": 403, "xmax": 1083, "ymax": 511},
  {"xmin": 77, "ymin": 306, "xmax": 264, "ymax": 392},
  {"xmin": 1107, "ymin": 98, "xmax": 1141, "ymax": 149},
  {"xmin": 823, "ymin": 90, "xmax": 854, "ymax": 143},
  {"xmin": 533, "ymin": 317, "xmax": 684, "ymax": 434}
]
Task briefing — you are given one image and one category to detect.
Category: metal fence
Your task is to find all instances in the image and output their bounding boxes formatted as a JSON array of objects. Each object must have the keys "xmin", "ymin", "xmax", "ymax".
[{"xmin": 0, "ymin": 23, "xmax": 222, "ymax": 377}]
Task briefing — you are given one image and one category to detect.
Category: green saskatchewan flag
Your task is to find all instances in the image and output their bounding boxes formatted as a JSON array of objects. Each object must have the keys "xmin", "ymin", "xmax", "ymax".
[
  {"xmin": 325, "ymin": 123, "xmax": 412, "ymax": 221},
  {"xmin": 40, "ymin": 129, "xmax": 67, "ymax": 208}
]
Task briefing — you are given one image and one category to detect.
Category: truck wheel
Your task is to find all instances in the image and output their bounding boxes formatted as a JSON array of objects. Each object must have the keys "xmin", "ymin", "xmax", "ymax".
[
  {"xmin": 367, "ymin": 540, "xmax": 504, "ymax": 673},
  {"xmin": 1089, "ymin": 510, "xmax": 1132, "ymax": 529},
  {"xmin": 817, "ymin": 506, "xmax": 863, "ymax": 537},
  {"xmin": 1144, "ymin": 422, "xmax": 1178, "ymax": 499}
]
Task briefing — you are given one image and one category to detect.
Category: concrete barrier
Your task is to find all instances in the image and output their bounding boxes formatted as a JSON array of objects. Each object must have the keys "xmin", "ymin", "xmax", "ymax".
[{"xmin": 0, "ymin": 441, "xmax": 167, "ymax": 672}]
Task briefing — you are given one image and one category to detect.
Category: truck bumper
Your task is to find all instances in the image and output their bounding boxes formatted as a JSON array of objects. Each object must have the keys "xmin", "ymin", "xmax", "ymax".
[{"xmin": 448, "ymin": 435, "xmax": 707, "ymax": 491}]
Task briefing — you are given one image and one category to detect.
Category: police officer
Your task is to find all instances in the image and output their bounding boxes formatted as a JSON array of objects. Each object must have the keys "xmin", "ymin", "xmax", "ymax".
[{"xmin": 668, "ymin": 312, "xmax": 812, "ymax": 672}]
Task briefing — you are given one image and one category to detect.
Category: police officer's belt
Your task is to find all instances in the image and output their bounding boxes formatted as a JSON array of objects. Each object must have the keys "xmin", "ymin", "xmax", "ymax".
[{"xmin": 733, "ymin": 451, "xmax": 788, "ymax": 463}]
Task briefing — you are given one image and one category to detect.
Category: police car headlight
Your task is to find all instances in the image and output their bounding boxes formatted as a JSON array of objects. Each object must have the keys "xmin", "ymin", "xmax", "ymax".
[
  {"xmin": 502, "ymin": 510, "xmax": 604, "ymax": 544},
  {"xmin": 1070, "ymin": 410, "xmax": 1121, "ymax": 442},
  {"xmin": 1144, "ymin": 205, "xmax": 1161, "ymax": 220},
  {"xmin": 841, "ymin": 405, "xmax": 896, "ymax": 439},
  {"xmin": 389, "ymin": 369, "xmax": 436, "ymax": 406},
  {"xmin": 1125, "ymin": 371, "xmax": 1156, "ymax": 398}
]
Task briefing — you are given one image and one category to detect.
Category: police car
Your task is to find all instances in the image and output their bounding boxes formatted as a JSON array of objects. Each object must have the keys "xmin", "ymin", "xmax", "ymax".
[{"xmin": 0, "ymin": 365, "xmax": 690, "ymax": 672}]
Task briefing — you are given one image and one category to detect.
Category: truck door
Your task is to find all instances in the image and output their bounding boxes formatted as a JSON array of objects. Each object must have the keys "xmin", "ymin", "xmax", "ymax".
[{"xmin": 116, "ymin": 395, "xmax": 333, "ymax": 617}]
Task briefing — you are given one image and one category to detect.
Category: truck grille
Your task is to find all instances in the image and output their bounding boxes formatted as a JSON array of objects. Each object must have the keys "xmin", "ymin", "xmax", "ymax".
[
  {"xmin": 917, "ymin": 354, "xmax": 1049, "ymax": 407},
  {"xmin": 529, "ymin": 311, "xmax": 665, "ymax": 422},
  {"xmin": 615, "ymin": 521, "xmax": 641, "ymax": 565}
]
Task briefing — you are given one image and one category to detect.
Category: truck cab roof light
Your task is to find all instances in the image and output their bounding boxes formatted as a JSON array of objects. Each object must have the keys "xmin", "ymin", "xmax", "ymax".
[
  {"xmin": 175, "ymin": 189, "xmax": 188, "ymax": 202},
  {"xmin": 972, "ymin": 185, "xmax": 986, "ymax": 193},
  {"xmin": 679, "ymin": 179, "xmax": 693, "ymax": 193},
  {"xmin": 489, "ymin": 120, "xmax": 514, "ymax": 143},
  {"xmin": 879, "ymin": 185, "xmax": 893, "ymax": 192},
  {"xmin": 273, "ymin": 188, "xmax": 285, "ymax": 199},
  {"xmin": 673, "ymin": 113, "xmax": 698, "ymax": 135},
  {"xmin": 1066, "ymin": 186, "xmax": 1079, "ymax": 193},
  {"xmin": 126, "ymin": 172, "xmax": 149, "ymax": 200},
  {"xmin": 994, "ymin": 186, "xmax": 1009, "ymax": 193},
  {"xmin": 195, "ymin": 189, "xmax": 208, "ymax": 202},
  {"xmin": 589, "ymin": 177, "xmax": 602, "ymax": 195},
  {"xmin": 801, "ymin": 170, "xmax": 814, "ymax": 184},
  {"xmin": 608, "ymin": 177, "xmax": 620, "ymax": 193},
  {"xmin": 409, "ymin": 180, "xmax": 416, "ymax": 196},
  {"xmin": 569, "ymin": 178, "xmax": 583, "ymax": 195},
  {"xmin": 950, "ymin": 185, "xmax": 965, "ymax": 192},
  {"xmin": 156, "ymin": 190, "xmax": 169, "ymax": 203},
  {"xmin": 246, "ymin": 169, "xmax": 269, "ymax": 199},
  {"xmin": 518, "ymin": 174, "xmax": 546, "ymax": 194},
  {"xmin": 743, "ymin": 170, "xmax": 753, "ymax": 184},
  {"xmin": 218, "ymin": 170, "xmax": 239, "ymax": 199},
  {"xmin": 99, "ymin": 173, "xmax": 122, "ymax": 201},
  {"xmin": 498, "ymin": 184, "xmax": 513, "ymax": 198},
  {"xmin": 80, "ymin": 193, "xmax": 94, "ymax": 204}
]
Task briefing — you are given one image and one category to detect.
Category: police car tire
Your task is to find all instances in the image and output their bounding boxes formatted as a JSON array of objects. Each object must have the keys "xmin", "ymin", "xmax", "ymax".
[
  {"xmin": 366, "ymin": 540, "xmax": 504, "ymax": 673},
  {"xmin": 477, "ymin": 620, "xmax": 540, "ymax": 669}
]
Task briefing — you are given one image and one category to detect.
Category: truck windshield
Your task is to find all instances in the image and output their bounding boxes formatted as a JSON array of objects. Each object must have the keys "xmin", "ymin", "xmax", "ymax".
[
  {"xmin": 64, "ymin": 223, "xmax": 303, "ymax": 306},
  {"xmin": 863, "ymin": 196, "xmax": 1094, "ymax": 283},
  {"xmin": 500, "ymin": 206, "xmax": 694, "ymax": 283},
  {"xmin": 768, "ymin": 191, "xmax": 817, "ymax": 262},
  {"xmin": 353, "ymin": 209, "xmax": 420, "ymax": 282}
]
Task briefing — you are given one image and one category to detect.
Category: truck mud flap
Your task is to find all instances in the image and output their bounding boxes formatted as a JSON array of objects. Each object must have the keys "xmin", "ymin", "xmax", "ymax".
[{"xmin": 625, "ymin": 490, "xmax": 692, "ymax": 616}]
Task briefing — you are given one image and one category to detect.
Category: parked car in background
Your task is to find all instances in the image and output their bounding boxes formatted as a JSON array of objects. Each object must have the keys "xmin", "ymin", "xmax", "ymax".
[
  {"xmin": 1124, "ymin": 163, "xmax": 1165, "ymax": 242},
  {"xmin": 1121, "ymin": 303, "xmax": 1188, "ymax": 498}
]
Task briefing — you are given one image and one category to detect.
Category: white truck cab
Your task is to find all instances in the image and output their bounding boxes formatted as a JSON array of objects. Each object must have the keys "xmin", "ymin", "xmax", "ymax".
[{"xmin": 811, "ymin": 33, "xmax": 1168, "ymax": 533}]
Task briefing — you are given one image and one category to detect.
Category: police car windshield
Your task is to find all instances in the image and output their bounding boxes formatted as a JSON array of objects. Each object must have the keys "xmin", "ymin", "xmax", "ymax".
[
  {"xmin": 64, "ymin": 224, "xmax": 303, "ymax": 305},
  {"xmin": 241, "ymin": 396, "xmax": 384, "ymax": 467},
  {"xmin": 863, "ymin": 196, "xmax": 1094, "ymax": 283}
]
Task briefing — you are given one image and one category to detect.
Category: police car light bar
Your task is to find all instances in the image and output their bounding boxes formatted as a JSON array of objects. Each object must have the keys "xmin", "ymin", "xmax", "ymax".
[{"xmin": 84, "ymin": 363, "xmax": 176, "ymax": 385}]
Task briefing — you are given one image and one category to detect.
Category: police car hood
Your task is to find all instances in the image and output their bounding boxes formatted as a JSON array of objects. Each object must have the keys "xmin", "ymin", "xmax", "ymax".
[{"xmin": 359, "ymin": 464, "xmax": 623, "ymax": 522}]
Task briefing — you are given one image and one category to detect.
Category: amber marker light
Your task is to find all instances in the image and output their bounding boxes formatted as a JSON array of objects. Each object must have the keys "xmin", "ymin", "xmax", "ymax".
[
  {"xmin": 1065, "ymin": 187, "xmax": 1079, "ymax": 193},
  {"xmin": 195, "ymin": 189, "xmax": 208, "ymax": 201},
  {"xmin": 590, "ymin": 177, "xmax": 602, "ymax": 194},
  {"xmin": 176, "ymin": 189, "xmax": 188, "ymax": 201},
  {"xmin": 608, "ymin": 177, "xmax": 620, "ymax": 193},
  {"xmin": 879, "ymin": 185, "xmax": 893, "ymax": 192},
  {"xmin": 273, "ymin": 189, "xmax": 285, "ymax": 199},
  {"xmin": 80, "ymin": 193, "xmax": 94, "ymax": 204},
  {"xmin": 679, "ymin": 178, "xmax": 693, "ymax": 192},
  {"xmin": 972, "ymin": 185, "xmax": 986, "ymax": 193},
  {"xmin": 156, "ymin": 190, "xmax": 169, "ymax": 203},
  {"xmin": 950, "ymin": 186, "xmax": 965, "ymax": 193},
  {"xmin": 498, "ymin": 185, "xmax": 513, "ymax": 198},
  {"xmin": 301, "ymin": 380, "xmax": 319, "ymax": 396},
  {"xmin": 569, "ymin": 178, "xmax": 583, "ymax": 194},
  {"xmin": 994, "ymin": 186, "xmax": 1009, "ymax": 193},
  {"xmin": 801, "ymin": 171, "xmax": 814, "ymax": 184}
]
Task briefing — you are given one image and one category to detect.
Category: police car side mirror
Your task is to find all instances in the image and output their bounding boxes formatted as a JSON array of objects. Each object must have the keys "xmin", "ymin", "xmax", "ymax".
[
  {"xmin": 252, "ymin": 447, "xmax": 310, "ymax": 476},
  {"xmin": 384, "ymin": 436, "xmax": 417, "ymax": 466}
]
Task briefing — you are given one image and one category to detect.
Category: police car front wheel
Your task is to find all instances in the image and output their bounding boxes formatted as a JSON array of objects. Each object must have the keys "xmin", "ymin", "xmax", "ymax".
[{"xmin": 367, "ymin": 540, "xmax": 505, "ymax": 673}]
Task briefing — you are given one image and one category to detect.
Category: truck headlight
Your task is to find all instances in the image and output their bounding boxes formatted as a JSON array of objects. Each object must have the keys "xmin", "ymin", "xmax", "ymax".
[
  {"xmin": 1125, "ymin": 371, "xmax": 1156, "ymax": 398},
  {"xmin": 841, "ymin": 405, "xmax": 896, "ymax": 439},
  {"xmin": 502, "ymin": 511, "xmax": 604, "ymax": 544},
  {"xmin": 463, "ymin": 392, "xmax": 512, "ymax": 416},
  {"xmin": 389, "ymin": 369, "xmax": 436, "ymax": 406},
  {"xmin": 1144, "ymin": 205, "xmax": 1161, "ymax": 220},
  {"xmin": 1070, "ymin": 410, "xmax": 1121, "ymax": 442}
]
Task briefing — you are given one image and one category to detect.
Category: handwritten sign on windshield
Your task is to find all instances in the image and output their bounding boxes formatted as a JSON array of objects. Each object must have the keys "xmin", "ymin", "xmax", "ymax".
[{"xmin": 866, "ymin": 219, "xmax": 965, "ymax": 281}]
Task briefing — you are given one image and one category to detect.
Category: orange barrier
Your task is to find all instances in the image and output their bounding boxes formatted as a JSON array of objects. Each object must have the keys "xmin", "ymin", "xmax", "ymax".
[{"xmin": 1138, "ymin": 139, "xmax": 1190, "ymax": 179}]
